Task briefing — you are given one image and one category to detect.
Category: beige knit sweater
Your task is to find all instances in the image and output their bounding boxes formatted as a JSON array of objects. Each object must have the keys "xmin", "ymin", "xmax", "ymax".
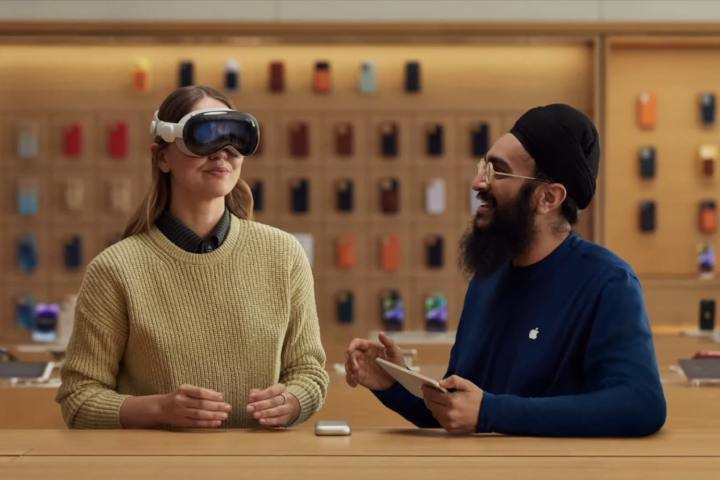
[{"xmin": 56, "ymin": 215, "xmax": 328, "ymax": 428}]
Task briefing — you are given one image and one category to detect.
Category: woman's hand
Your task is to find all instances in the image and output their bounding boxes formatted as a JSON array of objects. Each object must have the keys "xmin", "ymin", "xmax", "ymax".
[
  {"xmin": 246, "ymin": 383, "xmax": 300, "ymax": 427},
  {"xmin": 158, "ymin": 384, "xmax": 232, "ymax": 428}
]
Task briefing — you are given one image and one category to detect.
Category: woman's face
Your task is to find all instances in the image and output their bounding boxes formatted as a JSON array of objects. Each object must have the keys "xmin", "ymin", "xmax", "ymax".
[{"xmin": 154, "ymin": 96, "xmax": 244, "ymax": 202}]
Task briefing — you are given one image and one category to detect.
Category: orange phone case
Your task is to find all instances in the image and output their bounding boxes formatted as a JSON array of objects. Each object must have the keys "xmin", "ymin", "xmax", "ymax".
[
  {"xmin": 380, "ymin": 234, "xmax": 401, "ymax": 272},
  {"xmin": 637, "ymin": 93, "xmax": 657, "ymax": 129},
  {"xmin": 313, "ymin": 62, "xmax": 331, "ymax": 93},
  {"xmin": 336, "ymin": 235, "xmax": 356, "ymax": 270},
  {"xmin": 700, "ymin": 203, "xmax": 717, "ymax": 234}
]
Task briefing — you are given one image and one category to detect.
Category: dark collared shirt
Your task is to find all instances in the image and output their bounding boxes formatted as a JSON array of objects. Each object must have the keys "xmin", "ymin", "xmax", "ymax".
[{"xmin": 156, "ymin": 208, "xmax": 230, "ymax": 253}]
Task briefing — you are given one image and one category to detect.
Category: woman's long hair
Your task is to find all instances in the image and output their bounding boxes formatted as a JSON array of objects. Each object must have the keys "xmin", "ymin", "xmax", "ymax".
[{"xmin": 122, "ymin": 85, "xmax": 253, "ymax": 239}]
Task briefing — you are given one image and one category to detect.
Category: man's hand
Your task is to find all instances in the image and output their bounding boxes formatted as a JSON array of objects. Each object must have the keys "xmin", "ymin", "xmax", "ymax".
[
  {"xmin": 421, "ymin": 375, "xmax": 484, "ymax": 433},
  {"xmin": 345, "ymin": 332, "xmax": 404, "ymax": 391},
  {"xmin": 246, "ymin": 383, "xmax": 300, "ymax": 427}
]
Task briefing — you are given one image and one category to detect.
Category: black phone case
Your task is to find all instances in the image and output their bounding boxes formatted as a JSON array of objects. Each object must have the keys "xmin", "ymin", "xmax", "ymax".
[
  {"xmin": 701, "ymin": 94, "xmax": 716, "ymax": 126},
  {"xmin": 639, "ymin": 147, "xmax": 656, "ymax": 179},
  {"xmin": 251, "ymin": 180, "xmax": 264, "ymax": 212},
  {"xmin": 639, "ymin": 201, "xmax": 656, "ymax": 232},
  {"xmin": 336, "ymin": 179, "xmax": 354, "ymax": 212},
  {"xmin": 700, "ymin": 299, "xmax": 716, "ymax": 331},
  {"xmin": 426, "ymin": 236, "xmax": 444, "ymax": 268},
  {"xmin": 291, "ymin": 179, "xmax": 310, "ymax": 213},
  {"xmin": 472, "ymin": 123, "xmax": 490, "ymax": 158},
  {"xmin": 405, "ymin": 61, "xmax": 421, "ymax": 93},
  {"xmin": 63, "ymin": 236, "xmax": 83, "ymax": 271},
  {"xmin": 380, "ymin": 123, "xmax": 398, "ymax": 157},
  {"xmin": 225, "ymin": 70, "xmax": 239, "ymax": 91},
  {"xmin": 179, "ymin": 61, "xmax": 194, "ymax": 87},
  {"xmin": 337, "ymin": 291, "xmax": 354, "ymax": 324},
  {"xmin": 426, "ymin": 124, "xmax": 444, "ymax": 157}
]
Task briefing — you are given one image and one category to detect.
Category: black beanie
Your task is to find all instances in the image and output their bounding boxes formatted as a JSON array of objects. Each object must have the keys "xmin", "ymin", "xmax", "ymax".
[{"xmin": 510, "ymin": 104, "xmax": 600, "ymax": 210}]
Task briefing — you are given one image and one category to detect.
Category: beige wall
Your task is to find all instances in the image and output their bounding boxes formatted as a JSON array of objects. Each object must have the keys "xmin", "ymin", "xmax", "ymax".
[{"xmin": 2, "ymin": 0, "xmax": 720, "ymax": 23}]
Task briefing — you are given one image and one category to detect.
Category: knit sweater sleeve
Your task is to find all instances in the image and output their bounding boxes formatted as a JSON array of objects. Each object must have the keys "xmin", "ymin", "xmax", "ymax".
[
  {"xmin": 55, "ymin": 254, "xmax": 132, "ymax": 428},
  {"xmin": 281, "ymin": 237, "xmax": 329, "ymax": 425}
]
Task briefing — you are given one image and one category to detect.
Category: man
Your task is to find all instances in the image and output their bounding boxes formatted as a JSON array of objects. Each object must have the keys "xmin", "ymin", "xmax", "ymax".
[{"xmin": 345, "ymin": 104, "xmax": 666, "ymax": 436}]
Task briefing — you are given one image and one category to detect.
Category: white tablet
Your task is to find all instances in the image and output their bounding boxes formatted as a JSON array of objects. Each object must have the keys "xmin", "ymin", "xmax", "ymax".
[{"xmin": 376, "ymin": 357, "xmax": 447, "ymax": 398}]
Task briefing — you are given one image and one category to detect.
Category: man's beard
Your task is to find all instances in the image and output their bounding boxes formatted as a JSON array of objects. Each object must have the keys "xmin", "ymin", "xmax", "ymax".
[{"xmin": 459, "ymin": 182, "xmax": 538, "ymax": 277}]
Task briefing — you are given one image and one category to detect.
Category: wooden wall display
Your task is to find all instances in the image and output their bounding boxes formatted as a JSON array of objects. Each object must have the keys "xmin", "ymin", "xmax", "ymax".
[
  {"xmin": 605, "ymin": 36, "xmax": 720, "ymax": 276},
  {"xmin": 0, "ymin": 38, "xmax": 594, "ymax": 346}
]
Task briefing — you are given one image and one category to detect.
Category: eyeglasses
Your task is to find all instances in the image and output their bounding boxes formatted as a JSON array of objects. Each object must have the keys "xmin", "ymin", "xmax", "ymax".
[{"xmin": 476, "ymin": 158, "xmax": 541, "ymax": 185}]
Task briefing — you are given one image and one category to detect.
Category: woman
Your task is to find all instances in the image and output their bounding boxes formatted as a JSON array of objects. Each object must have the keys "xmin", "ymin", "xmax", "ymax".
[{"xmin": 57, "ymin": 85, "xmax": 328, "ymax": 428}]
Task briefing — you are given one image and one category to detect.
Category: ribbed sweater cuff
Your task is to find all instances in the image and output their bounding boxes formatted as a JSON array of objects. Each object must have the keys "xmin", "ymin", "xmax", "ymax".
[
  {"xmin": 72, "ymin": 392, "xmax": 132, "ymax": 429},
  {"xmin": 286, "ymin": 384, "xmax": 318, "ymax": 426}
]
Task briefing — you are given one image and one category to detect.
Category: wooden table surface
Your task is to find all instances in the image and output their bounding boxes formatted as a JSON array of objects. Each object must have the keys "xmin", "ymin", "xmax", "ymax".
[{"xmin": 1, "ymin": 333, "xmax": 719, "ymax": 478}]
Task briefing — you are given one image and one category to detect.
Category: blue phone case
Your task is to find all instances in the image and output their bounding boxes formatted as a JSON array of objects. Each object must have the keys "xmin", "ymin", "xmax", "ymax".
[
  {"xmin": 359, "ymin": 61, "xmax": 376, "ymax": 94},
  {"xmin": 64, "ymin": 235, "xmax": 83, "ymax": 271},
  {"xmin": 17, "ymin": 234, "xmax": 39, "ymax": 273}
]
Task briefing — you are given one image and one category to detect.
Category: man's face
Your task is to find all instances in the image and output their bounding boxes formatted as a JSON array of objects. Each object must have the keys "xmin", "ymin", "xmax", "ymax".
[
  {"xmin": 472, "ymin": 133, "xmax": 536, "ymax": 230},
  {"xmin": 459, "ymin": 133, "xmax": 539, "ymax": 276}
]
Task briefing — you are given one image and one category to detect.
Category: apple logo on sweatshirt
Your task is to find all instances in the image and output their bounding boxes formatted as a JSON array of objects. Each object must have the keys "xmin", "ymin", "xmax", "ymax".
[{"xmin": 528, "ymin": 328, "xmax": 540, "ymax": 340}]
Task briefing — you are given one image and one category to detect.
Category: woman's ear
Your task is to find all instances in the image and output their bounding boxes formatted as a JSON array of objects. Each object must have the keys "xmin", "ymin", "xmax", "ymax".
[
  {"xmin": 536, "ymin": 183, "xmax": 567, "ymax": 215},
  {"xmin": 152, "ymin": 143, "xmax": 170, "ymax": 173}
]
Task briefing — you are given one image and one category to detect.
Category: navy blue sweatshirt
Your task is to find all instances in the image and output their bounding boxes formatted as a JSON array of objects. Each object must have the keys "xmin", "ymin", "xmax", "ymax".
[{"xmin": 374, "ymin": 234, "xmax": 666, "ymax": 436}]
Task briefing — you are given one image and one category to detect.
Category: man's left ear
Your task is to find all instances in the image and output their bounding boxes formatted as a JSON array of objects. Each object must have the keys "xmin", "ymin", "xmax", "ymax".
[{"xmin": 536, "ymin": 183, "xmax": 567, "ymax": 215}]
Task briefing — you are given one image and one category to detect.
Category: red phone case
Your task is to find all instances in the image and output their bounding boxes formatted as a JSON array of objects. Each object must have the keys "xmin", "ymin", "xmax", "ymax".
[
  {"xmin": 63, "ymin": 124, "xmax": 82, "ymax": 157},
  {"xmin": 108, "ymin": 122, "xmax": 128, "ymax": 159}
]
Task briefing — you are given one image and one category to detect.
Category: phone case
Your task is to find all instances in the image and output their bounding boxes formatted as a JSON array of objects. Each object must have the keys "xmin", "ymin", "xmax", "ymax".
[
  {"xmin": 313, "ymin": 61, "xmax": 331, "ymax": 93},
  {"xmin": 425, "ymin": 293, "xmax": 449, "ymax": 332},
  {"xmin": 700, "ymin": 299, "xmax": 716, "ymax": 331},
  {"xmin": 224, "ymin": 59, "xmax": 240, "ymax": 92},
  {"xmin": 336, "ymin": 235, "xmax": 356, "ymax": 270},
  {"xmin": 17, "ymin": 122, "xmax": 39, "ymax": 160},
  {"xmin": 637, "ymin": 93, "xmax": 657, "ymax": 129},
  {"xmin": 405, "ymin": 61, "xmax": 421, "ymax": 93},
  {"xmin": 250, "ymin": 180, "xmax": 264, "ymax": 212},
  {"xmin": 426, "ymin": 235, "xmax": 444, "ymax": 268},
  {"xmin": 471, "ymin": 123, "xmax": 489, "ymax": 158},
  {"xmin": 336, "ymin": 291, "xmax": 354, "ymax": 324},
  {"xmin": 700, "ymin": 93, "xmax": 715, "ymax": 126},
  {"xmin": 359, "ymin": 61, "xmax": 376, "ymax": 94},
  {"xmin": 380, "ymin": 178, "xmax": 400, "ymax": 214},
  {"xmin": 336, "ymin": 179, "xmax": 354, "ymax": 212},
  {"xmin": 17, "ymin": 233, "xmax": 38, "ymax": 273},
  {"xmin": 291, "ymin": 178, "xmax": 310, "ymax": 213},
  {"xmin": 639, "ymin": 201, "xmax": 656, "ymax": 232},
  {"xmin": 426, "ymin": 124, "xmax": 444, "ymax": 157},
  {"xmin": 17, "ymin": 178, "xmax": 39, "ymax": 216},
  {"xmin": 289, "ymin": 122, "xmax": 309, "ymax": 158},
  {"xmin": 639, "ymin": 146, "xmax": 656, "ymax": 179},
  {"xmin": 108, "ymin": 121, "xmax": 128, "ymax": 159},
  {"xmin": 381, "ymin": 290, "xmax": 405, "ymax": 331},
  {"xmin": 109, "ymin": 178, "xmax": 132, "ymax": 213},
  {"xmin": 380, "ymin": 122, "xmax": 399, "ymax": 158},
  {"xmin": 334, "ymin": 123, "xmax": 354, "ymax": 157},
  {"xmin": 425, "ymin": 178, "xmax": 446, "ymax": 215},
  {"xmin": 63, "ymin": 124, "xmax": 83, "ymax": 157},
  {"xmin": 64, "ymin": 178, "xmax": 85, "ymax": 211},
  {"xmin": 700, "ymin": 144, "xmax": 717, "ymax": 178},
  {"xmin": 179, "ymin": 61, "xmax": 194, "ymax": 87},
  {"xmin": 63, "ymin": 235, "xmax": 83, "ymax": 271},
  {"xmin": 133, "ymin": 58, "xmax": 151, "ymax": 94},
  {"xmin": 380, "ymin": 234, "xmax": 401, "ymax": 272},
  {"xmin": 15, "ymin": 293, "xmax": 36, "ymax": 331},
  {"xmin": 699, "ymin": 200, "xmax": 717, "ymax": 234},
  {"xmin": 269, "ymin": 61, "xmax": 285, "ymax": 93}
]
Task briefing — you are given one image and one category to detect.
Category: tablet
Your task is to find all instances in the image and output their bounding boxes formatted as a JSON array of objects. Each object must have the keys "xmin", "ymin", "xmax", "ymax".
[
  {"xmin": 375, "ymin": 357, "xmax": 447, "ymax": 398},
  {"xmin": 0, "ymin": 362, "xmax": 54, "ymax": 382}
]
